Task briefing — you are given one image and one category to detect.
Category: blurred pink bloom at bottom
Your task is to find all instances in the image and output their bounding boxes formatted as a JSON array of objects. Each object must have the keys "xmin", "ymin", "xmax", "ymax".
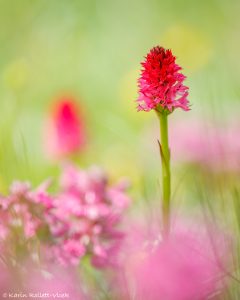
[
  {"xmin": 135, "ymin": 236, "xmax": 219, "ymax": 299},
  {"xmin": 118, "ymin": 221, "xmax": 227, "ymax": 300},
  {"xmin": 0, "ymin": 267, "xmax": 13, "ymax": 292},
  {"xmin": 26, "ymin": 264, "xmax": 87, "ymax": 299},
  {"xmin": 0, "ymin": 262, "xmax": 86, "ymax": 299}
]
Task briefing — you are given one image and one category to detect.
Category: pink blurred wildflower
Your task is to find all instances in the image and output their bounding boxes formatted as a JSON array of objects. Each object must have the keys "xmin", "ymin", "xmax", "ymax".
[
  {"xmin": 137, "ymin": 46, "xmax": 189, "ymax": 112},
  {"xmin": 0, "ymin": 180, "xmax": 50, "ymax": 244},
  {"xmin": 0, "ymin": 165, "xmax": 130, "ymax": 268},
  {"xmin": 45, "ymin": 164, "xmax": 130, "ymax": 267}
]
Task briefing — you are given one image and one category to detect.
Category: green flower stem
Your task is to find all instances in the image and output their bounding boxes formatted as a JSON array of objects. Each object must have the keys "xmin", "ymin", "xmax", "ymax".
[{"xmin": 158, "ymin": 111, "xmax": 171, "ymax": 237}]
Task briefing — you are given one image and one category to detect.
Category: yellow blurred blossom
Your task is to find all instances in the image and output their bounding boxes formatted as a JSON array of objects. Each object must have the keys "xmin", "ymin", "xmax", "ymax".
[
  {"xmin": 3, "ymin": 59, "xmax": 29, "ymax": 90},
  {"xmin": 161, "ymin": 25, "xmax": 212, "ymax": 72}
]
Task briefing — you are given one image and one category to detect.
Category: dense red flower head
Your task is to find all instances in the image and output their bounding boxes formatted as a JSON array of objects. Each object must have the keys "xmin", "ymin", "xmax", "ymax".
[{"xmin": 137, "ymin": 46, "xmax": 190, "ymax": 112}]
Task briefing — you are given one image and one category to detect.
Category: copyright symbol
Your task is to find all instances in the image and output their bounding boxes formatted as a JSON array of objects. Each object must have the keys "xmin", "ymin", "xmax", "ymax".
[{"xmin": 2, "ymin": 293, "xmax": 7, "ymax": 298}]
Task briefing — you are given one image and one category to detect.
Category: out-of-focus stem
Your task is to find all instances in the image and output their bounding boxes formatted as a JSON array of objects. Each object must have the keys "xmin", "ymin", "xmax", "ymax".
[{"xmin": 157, "ymin": 111, "xmax": 171, "ymax": 237}]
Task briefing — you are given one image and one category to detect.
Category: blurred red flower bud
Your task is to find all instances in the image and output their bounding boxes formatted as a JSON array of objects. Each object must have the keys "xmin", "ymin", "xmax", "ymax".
[{"xmin": 44, "ymin": 96, "xmax": 87, "ymax": 160}]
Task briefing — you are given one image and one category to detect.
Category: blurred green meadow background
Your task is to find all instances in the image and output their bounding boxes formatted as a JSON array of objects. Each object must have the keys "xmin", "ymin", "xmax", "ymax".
[{"xmin": 0, "ymin": 0, "xmax": 240, "ymax": 200}]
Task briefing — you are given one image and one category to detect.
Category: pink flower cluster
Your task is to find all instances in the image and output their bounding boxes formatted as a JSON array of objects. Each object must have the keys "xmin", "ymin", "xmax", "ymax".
[
  {"xmin": 0, "ymin": 180, "xmax": 48, "ymax": 245},
  {"xmin": 0, "ymin": 165, "xmax": 130, "ymax": 268},
  {"xmin": 45, "ymin": 165, "xmax": 130, "ymax": 267},
  {"xmin": 137, "ymin": 46, "xmax": 189, "ymax": 112}
]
